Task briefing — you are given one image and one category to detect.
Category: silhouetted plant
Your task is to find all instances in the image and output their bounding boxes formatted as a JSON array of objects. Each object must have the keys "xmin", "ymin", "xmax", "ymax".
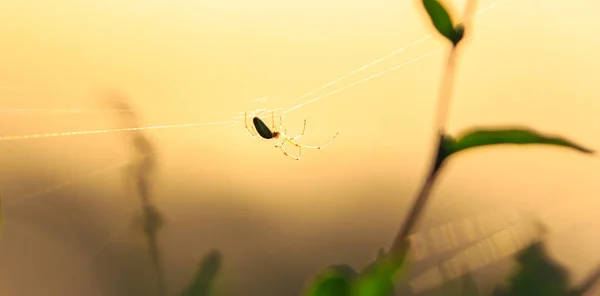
[
  {"xmin": 491, "ymin": 222, "xmax": 600, "ymax": 296},
  {"xmin": 494, "ymin": 240, "xmax": 571, "ymax": 296},
  {"xmin": 104, "ymin": 93, "xmax": 226, "ymax": 296},
  {"xmin": 107, "ymin": 93, "xmax": 169, "ymax": 296},
  {"xmin": 389, "ymin": 0, "xmax": 593, "ymax": 261},
  {"xmin": 301, "ymin": 0, "xmax": 594, "ymax": 295}
]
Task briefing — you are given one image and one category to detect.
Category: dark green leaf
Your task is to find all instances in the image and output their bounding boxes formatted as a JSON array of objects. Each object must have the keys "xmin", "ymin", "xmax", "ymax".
[
  {"xmin": 303, "ymin": 265, "xmax": 357, "ymax": 296},
  {"xmin": 179, "ymin": 250, "xmax": 222, "ymax": 296},
  {"xmin": 443, "ymin": 127, "xmax": 594, "ymax": 160},
  {"xmin": 422, "ymin": 0, "xmax": 463, "ymax": 45},
  {"xmin": 502, "ymin": 241, "xmax": 571, "ymax": 296}
]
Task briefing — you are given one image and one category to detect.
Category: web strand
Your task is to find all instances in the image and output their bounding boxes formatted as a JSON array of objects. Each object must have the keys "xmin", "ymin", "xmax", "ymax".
[{"xmin": 0, "ymin": 121, "xmax": 237, "ymax": 141}]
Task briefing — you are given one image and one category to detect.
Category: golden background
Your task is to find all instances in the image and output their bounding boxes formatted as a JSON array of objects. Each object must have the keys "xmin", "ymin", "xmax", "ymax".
[{"xmin": 1, "ymin": 0, "xmax": 599, "ymax": 295}]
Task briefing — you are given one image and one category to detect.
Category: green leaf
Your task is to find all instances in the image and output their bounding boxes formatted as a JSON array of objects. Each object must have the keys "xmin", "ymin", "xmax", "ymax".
[
  {"xmin": 502, "ymin": 241, "xmax": 571, "ymax": 296},
  {"xmin": 303, "ymin": 265, "xmax": 357, "ymax": 296},
  {"xmin": 179, "ymin": 250, "xmax": 222, "ymax": 296},
  {"xmin": 422, "ymin": 0, "xmax": 463, "ymax": 45},
  {"xmin": 351, "ymin": 248, "xmax": 411, "ymax": 296},
  {"xmin": 351, "ymin": 268, "xmax": 394, "ymax": 296},
  {"xmin": 443, "ymin": 127, "xmax": 594, "ymax": 160}
]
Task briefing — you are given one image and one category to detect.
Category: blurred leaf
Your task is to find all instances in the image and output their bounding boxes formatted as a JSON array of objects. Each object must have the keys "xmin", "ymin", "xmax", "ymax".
[
  {"xmin": 352, "ymin": 267, "xmax": 394, "ymax": 296},
  {"xmin": 303, "ymin": 264, "xmax": 357, "ymax": 296},
  {"xmin": 351, "ymin": 248, "xmax": 411, "ymax": 296},
  {"xmin": 461, "ymin": 271, "xmax": 481, "ymax": 296},
  {"xmin": 179, "ymin": 250, "xmax": 222, "ymax": 296},
  {"xmin": 500, "ymin": 241, "xmax": 571, "ymax": 296},
  {"xmin": 439, "ymin": 127, "xmax": 594, "ymax": 165},
  {"xmin": 422, "ymin": 0, "xmax": 463, "ymax": 45}
]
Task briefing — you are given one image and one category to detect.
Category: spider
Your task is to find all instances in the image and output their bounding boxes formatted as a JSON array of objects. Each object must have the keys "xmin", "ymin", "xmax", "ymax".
[{"xmin": 244, "ymin": 111, "xmax": 338, "ymax": 160}]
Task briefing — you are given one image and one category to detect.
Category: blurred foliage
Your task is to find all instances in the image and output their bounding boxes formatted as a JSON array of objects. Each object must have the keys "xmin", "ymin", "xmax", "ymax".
[
  {"xmin": 294, "ymin": 0, "xmax": 597, "ymax": 295},
  {"xmin": 427, "ymin": 270, "xmax": 481, "ymax": 296},
  {"xmin": 178, "ymin": 250, "xmax": 223, "ymax": 296},
  {"xmin": 107, "ymin": 93, "xmax": 169, "ymax": 296},
  {"xmin": 460, "ymin": 271, "xmax": 481, "ymax": 296},
  {"xmin": 297, "ymin": 237, "xmax": 598, "ymax": 296},
  {"xmin": 303, "ymin": 264, "xmax": 357, "ymax": 296},
  {"xmin": 303, "ymin": 247, "xmax": 411, "ymax": 296},
  {"xmin": 492, "ymin": 241, "xmax": 571, "ymax": 296},
  {"xmin": 0, "ymin": 193, "xmax": 3, "ymax": 238}
]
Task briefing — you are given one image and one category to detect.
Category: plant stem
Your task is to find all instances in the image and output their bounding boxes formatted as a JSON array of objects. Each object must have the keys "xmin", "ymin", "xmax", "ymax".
[
  {"xmin": 570, "ymin": 263, "xmax": 600, "ymax": 296},
  {"xmin": 434, "ymin": 49, "xmax": 458, "ymax": 131},
  {"xmin": 390, "ymin": 142, "xmax": 443, "ymax": 254},
  {"xmin": 390, "ymin": 47, "xmax": 459, "ymax": 257},
  {"xmin": 137, "ymin": 155, "xmax": 168, "ymax": 296}
]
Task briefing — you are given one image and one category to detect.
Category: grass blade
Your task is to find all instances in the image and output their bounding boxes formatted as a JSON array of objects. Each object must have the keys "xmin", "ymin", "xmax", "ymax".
[{"xmin": 178, "ymin": 250, "xmax": 223, "ymax": 296}]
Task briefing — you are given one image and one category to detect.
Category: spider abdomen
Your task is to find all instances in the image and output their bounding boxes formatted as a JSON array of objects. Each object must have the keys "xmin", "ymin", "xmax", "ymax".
[{"xmin": 253, "ymin": 117, "xmax": 274, "ymax": 139}]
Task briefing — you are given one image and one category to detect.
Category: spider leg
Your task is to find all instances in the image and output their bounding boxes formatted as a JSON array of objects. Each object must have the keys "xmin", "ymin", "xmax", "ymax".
[
  {"xmin": 244, "ymin": 112, "xmax": 257, "ymax": 138},
  {"xmin": 287, "ymin": 119, "xmax": 307, "ymax": 141},
  {"xmin": 279, "ymin": 115, "xmax": 284, "ymax": 134},
  {"xmin": 272, "ymin": 112, "xmax": 276, "ymax": 130},
  {"xmin": 274, "ymin": 138, "xmax": 300, "ymax": 160},
  {"xmin": 285, "ymin": 131, "xmax": 339, "ymax": 150}
]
